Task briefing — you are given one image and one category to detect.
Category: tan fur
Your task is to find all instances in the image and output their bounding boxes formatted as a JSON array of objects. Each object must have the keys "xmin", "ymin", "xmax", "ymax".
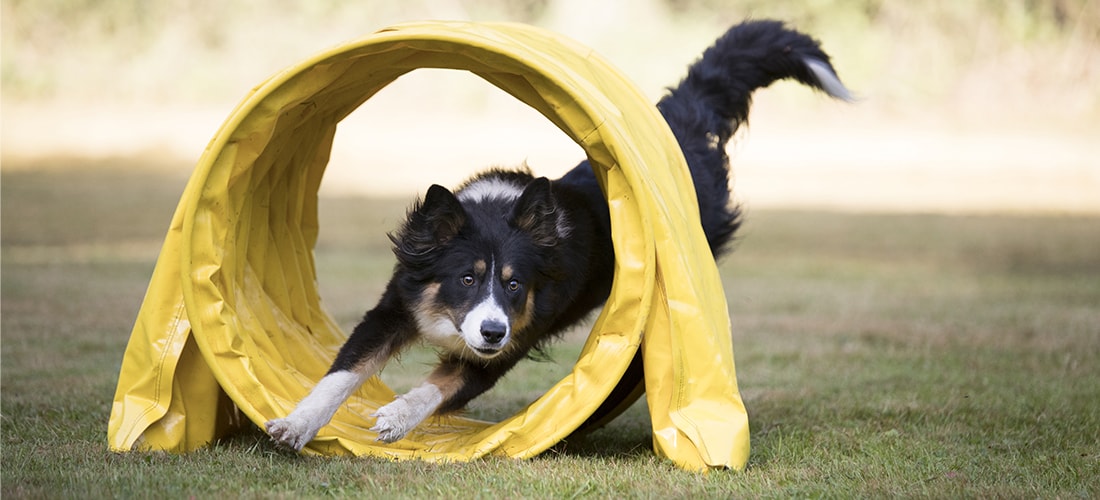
[
  {"xmin": 415, "ymin": 283, "xmax": 441, "ymax": 311},
  {"xmin": 510, "ymin": 289, "xmax": 537, "ymax": 334},
  {"xmin": 426, "ymin": 364, "xmax": 465, "ymax": 400},
  {"xmin": 415, "ymin": 283, "xmax": 458, "ymax": 325},
  {"xmin": 351, "ymin": 351, "xmax": 388, "ymax": 378}
]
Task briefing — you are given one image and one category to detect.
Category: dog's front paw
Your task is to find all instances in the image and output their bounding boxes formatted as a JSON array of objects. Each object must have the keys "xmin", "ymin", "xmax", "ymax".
[
  {"xmin": 265, "ymin": 416, "xmax": 319, "ymax": 451},
  {"xmin": 370, "ymin": 399, "xmax": 420, "ymax": 443},
  {"xmin": 370, "ymin": 383, "xmax": 444, "ymax": 443}
]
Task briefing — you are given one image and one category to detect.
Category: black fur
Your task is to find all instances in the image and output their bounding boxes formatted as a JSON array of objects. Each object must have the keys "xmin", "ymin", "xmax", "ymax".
[{"xmin": 318, "ymin": 20, "xmax": 849, "ymax": 440}]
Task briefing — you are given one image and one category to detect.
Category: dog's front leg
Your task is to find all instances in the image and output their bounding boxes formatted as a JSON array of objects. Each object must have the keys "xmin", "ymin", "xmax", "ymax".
[
  {"xmin": 370, "ymin": 379, "xmax": 447, "ymax": 443},
  {"xmin": 266, "ymin": 288, "xmax": 416, "ymax": 450},
  {"xmin": 370, "ymin": 360, "xmax": 464, "ymax": 443},
  {"xmin": 265, "ymin": 367, "xmax": 375, "ymax": 451},
  {"xmin": 372, "ymin": 354, "xmax": 515, "ymax": 443}
]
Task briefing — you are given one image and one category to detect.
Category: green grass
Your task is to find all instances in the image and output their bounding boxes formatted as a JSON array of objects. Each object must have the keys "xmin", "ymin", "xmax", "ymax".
[{"xmin": 3, "ymin": 159, "xmax": 1098, "ymax": 498}]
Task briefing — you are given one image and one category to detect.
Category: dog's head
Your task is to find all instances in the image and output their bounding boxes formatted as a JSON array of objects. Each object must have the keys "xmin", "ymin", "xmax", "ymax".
[{"xmin": 390, "ymin": 176, "xmax": 569, "ymax": 360}]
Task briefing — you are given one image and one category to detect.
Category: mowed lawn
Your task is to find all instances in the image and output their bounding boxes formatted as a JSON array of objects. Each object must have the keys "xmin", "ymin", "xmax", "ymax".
[{"xmin": 2, "ymin": 159, "xmax": 1098, "ymax": 498}]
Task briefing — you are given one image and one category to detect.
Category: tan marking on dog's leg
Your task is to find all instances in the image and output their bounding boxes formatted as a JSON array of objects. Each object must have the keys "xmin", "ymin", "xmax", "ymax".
[
  {"xmin": 370, "ymin": 363, "xmax": 468, "ymax": 443},
  {"xmin": 350, "ymin": 349, "xmax": 389, "ymax": 379},
  {"xmin": 426, "ymin": 363, "xmax": 466, "ymax": 401}
]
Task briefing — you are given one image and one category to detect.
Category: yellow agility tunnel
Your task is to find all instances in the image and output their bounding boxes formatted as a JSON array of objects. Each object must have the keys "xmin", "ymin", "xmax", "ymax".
[{"xmin": 107, "ymin": 21, "xmax": 749, "ymax": 472}]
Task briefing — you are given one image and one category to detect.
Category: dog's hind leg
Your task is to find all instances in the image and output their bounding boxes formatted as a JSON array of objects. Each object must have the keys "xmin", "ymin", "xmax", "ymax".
[{"xmin": 266, "ymin": 288, "xmax": 416, "ymax": 451}]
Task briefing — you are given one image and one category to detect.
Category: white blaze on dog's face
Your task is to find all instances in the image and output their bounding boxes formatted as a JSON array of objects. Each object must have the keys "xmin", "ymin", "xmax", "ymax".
[
  {"xmin": 414, "ymin": 258, "xmax": 534, "ymax": 360},
  {"xmin": 404, "ymin": 175, "xmax": 561, "ymax": 361},
  {"xmin": 457, "ymin": 259, "xmax": 511, "ymax": 357}
]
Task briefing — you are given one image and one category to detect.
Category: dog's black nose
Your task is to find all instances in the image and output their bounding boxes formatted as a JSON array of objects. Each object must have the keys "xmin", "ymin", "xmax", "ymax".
[{"xmin": 480, "ymin": 321, "xmax": 507, "ymax": 344}]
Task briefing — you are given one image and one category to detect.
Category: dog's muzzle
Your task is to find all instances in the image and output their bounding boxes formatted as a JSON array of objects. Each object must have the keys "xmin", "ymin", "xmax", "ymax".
[
  {"xmin": 469, "ymin": 320, "xmax": 509, "ymax": 357},
  {"xmin": 480, "ymin": 320, "xmax": 507, "ymax": 344}
]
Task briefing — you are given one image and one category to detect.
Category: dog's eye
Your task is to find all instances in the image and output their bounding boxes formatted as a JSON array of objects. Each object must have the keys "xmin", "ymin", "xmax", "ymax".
[
  {"xmin": 507, "ymin": 279, "xmax": 520, "ymax": 292},
  {"xmin": 461, "ymin": 275, "xmax": 475, "ymax": 287}
]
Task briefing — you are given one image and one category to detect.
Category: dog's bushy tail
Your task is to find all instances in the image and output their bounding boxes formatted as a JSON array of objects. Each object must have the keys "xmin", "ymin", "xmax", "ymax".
[
  {"xmin": 659, "ymin": 20, "xmax": 851, "ymax": 255},
  {"xmin": 662, "ymin": 20, "xmax": 851, "ymax": 140}
]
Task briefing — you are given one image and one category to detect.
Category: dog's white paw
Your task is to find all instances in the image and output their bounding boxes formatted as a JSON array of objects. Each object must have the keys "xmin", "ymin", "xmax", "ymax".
[
  {"xmin": 265, "ymin": 371, "xmax": 370, "ymax": 451},
  {"xmin": 265, "ymin": 416, "xmax": 320, "ymax": 451},
  {"xmin": 370, "ymin": 383, "xmax": 444, "ymax": 443},
  {"xmin": 370, "ymin": 399, "xmax": 421, "ymax": 443}
]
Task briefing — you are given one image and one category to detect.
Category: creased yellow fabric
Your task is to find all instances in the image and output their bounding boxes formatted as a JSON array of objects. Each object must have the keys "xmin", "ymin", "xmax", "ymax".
[{"xmin": 107, "ymin": 21, "xmax": 749, "ymax": 471}]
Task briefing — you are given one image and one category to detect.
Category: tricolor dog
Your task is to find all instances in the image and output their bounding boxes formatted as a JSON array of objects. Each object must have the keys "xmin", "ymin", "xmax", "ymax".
[{"xmin": 266, "ymin": 20, "xmax": 850, "ymax": 449}]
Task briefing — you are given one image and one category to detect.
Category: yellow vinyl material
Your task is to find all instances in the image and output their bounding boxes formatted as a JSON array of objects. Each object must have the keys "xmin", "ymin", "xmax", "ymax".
[{"xmin": 107, "ymin": 21, "xmax": 749, "ymax": 471}]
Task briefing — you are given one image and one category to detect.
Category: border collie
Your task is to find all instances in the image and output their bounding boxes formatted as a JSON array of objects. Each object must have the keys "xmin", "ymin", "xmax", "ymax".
[{"xmin": 266, "ymin": 20, "xmax": 850, "ymax": 449}]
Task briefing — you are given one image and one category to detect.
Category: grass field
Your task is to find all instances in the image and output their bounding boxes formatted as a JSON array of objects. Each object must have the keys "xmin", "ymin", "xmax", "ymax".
[{"xmin": 2, "ymin": 159, "xmax": 1098, "ymax": 498}]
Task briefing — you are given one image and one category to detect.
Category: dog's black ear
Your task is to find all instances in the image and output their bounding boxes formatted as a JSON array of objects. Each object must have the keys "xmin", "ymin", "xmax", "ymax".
[
  {"xmin": 512, "ymin": 177, "xmax": 568, "ymax": 247},
  {"xmin": 390, "ymin": 184, "xmax": 466, "ymax": 260}
]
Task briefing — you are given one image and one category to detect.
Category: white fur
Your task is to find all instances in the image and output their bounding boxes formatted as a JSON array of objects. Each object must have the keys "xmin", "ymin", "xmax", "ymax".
[
  {"xmin": 459, "ymin": 175, "xmax": 572, "ymax": 241},
  {"xmin": 456, "ymin": 178, "xmax": 524, "ymax": 203},
  {"xmin": 459, "ymin": 260, "xmax": 510, "ymax": 356},
  {"xmin": 414, "ymin": 308, "xmax": 466, "ymax": 353},
  {"xmin": 371, "ymin": 382, "xmax": 445, "ymax": 443},
  {"xmin": 460, "ymin": 294, "xmax": 510, "ymax": 351},
  {"xmin": 803, "ymin": 57, "xmax": 854, "ymax": 101},
  {"xmin": 554, "ymin": 211, "xmax": 572, "ymax": 241},
  {"xmin": 265, "ymin": 370, "xmax": 369, "ymax": 450}
]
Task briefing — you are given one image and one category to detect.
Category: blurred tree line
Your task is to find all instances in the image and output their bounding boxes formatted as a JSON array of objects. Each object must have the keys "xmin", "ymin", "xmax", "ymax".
[{"xmin": 2, "ymin": 0, "xmax": 1097, "ymax": 118}]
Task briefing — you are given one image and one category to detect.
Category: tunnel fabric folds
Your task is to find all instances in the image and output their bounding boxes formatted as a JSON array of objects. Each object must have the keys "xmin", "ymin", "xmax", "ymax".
[{"xmin": 107, "ymin": 21, "xmax": 749, "ymax": 471}]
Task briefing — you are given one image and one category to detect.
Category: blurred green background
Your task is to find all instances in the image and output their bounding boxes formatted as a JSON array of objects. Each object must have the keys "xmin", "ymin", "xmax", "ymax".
[{"xmin": 3, "ymin": 0, "xmax": 1098, "ymax": 212}]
